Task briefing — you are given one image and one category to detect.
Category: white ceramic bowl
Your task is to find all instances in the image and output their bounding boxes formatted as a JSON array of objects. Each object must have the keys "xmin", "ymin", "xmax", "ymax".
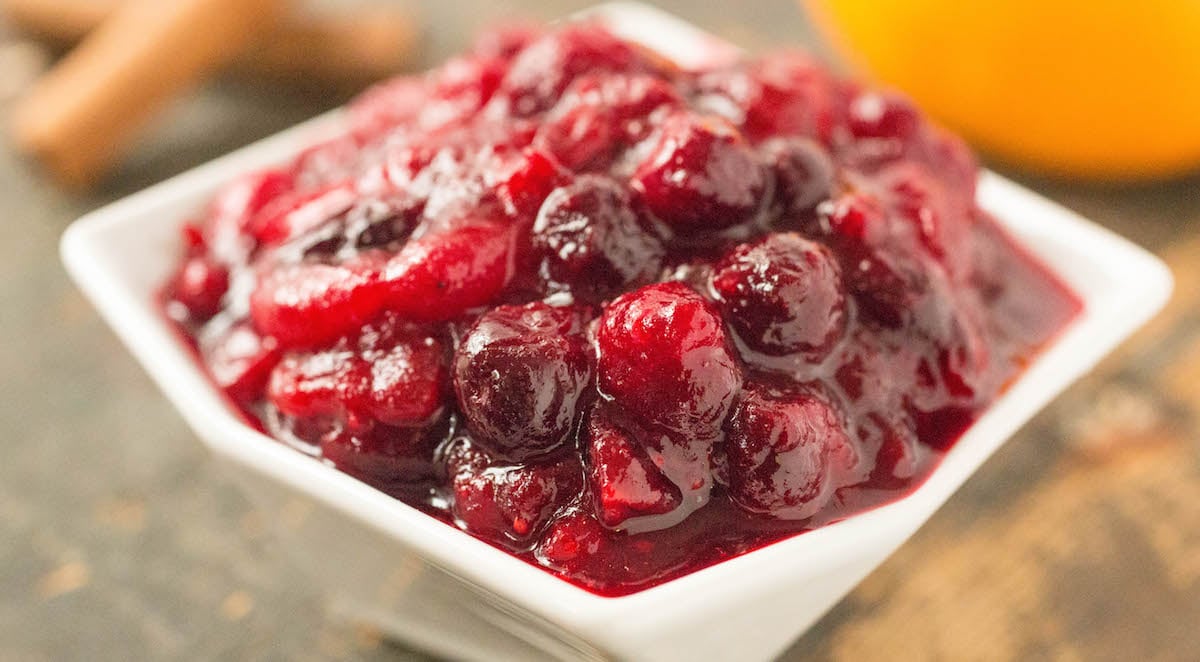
[{"xmin": 60, "ymin": 4, "xmax": 1172, "ymax": 661}]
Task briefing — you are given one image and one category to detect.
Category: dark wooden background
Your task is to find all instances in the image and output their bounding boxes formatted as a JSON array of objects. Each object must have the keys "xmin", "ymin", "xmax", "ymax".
[{"xmin": 1, "ymin": 1, "xmax": 1197, "ymax": 660}]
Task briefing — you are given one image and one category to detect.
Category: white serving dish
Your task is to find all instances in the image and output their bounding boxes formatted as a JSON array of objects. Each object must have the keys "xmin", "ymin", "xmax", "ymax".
[{"xmin": 60, "ymin": 3, "xmax": 1172, "ymax": 661}]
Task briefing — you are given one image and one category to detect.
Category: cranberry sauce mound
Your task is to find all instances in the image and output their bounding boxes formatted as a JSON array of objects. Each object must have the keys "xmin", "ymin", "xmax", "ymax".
[{"xmin": 163, "ymin": 22, "xmax": 1081, "ymax": 596}]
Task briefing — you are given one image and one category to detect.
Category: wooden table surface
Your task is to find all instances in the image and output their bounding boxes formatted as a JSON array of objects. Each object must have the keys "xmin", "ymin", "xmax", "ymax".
[{"xmin": 1, "ymin": 2, "xmax": 1197, "ymax": 660}]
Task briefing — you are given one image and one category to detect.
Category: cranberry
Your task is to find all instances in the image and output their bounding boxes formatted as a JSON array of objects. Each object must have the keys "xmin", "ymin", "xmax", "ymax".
[
  {"xmin": 249, "ymin": 183, "xmax": 358, "ymax": 248},
  {"xmin": 536, "ymin": 74, "xmax": 682, "ymax": 169},
  {"xmin": 693, "ymin": 52, "xmax": 838, "ymax": 143},
  {"xmin": 500, "ymin": 23, "xmax": 646, "ymax": 116},
  {"xmin": 847, "ymin": 91, "xmax": 922, "ymax": 142},
  {"xmin": 268, "ymin": 318, "xmax": 446, "ymax": 429},
  {"xmin": 168, "ymin": 253, "xmax": 229, "ymax": 321},
  {"xmin": 597, "ymin": 282, "xmax": 743, "ymax": 440},
  {"xmin": 453, "ymin": 303, "xmax": 591, "ymax": 461},
  {"xmin": 531, "ymin": 175, "xmax": 664, "ymax": 301},
  {"xmin": 446, "ymin": 439, "xmax": 583, "ymax": 543},
  {"xmin": 586, "ymin": 406, "xmax": 683, "ymax": 530},
  {"xmin": 383, "ymin": 222, "xmax": 513, "ymax": 322},
  {"xmin": 488, "ymin": 147, "xmax": 569, "ymax": 220},
  {"xmin": 760, "ymin": 137, "xmax": 834, "ymax": 220},
  {"xmin": 632, "ymin": 112, "xmax": 768, "ymax": 234},
  {"xmin": 203, "ymin": 323, "xmax": 280, "ymax": 403},
  {"xmin": 711, "ymin": 233, "xmax": 846, "ymax": 361},
  {"xmin": 204, "ymin": 168, "xmax": 295, "ymax": 262},
  {"xmin": 726, "ymin": 384, "xmax": 856, "ymax": 519},
  {"xmin": 321, "ymin": 421, "xmax": 444, "ymax": 485},
  {"xmin": 421, "ymin": 55, "xmax": 506, "ymax": 131},
  {"xmin": 249, "ymin": 251, "xmax": 388, "ymax": 348}
]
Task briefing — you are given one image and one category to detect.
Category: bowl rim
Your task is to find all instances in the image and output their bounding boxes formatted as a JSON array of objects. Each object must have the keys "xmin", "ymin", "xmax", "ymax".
[{"xmin": 59, "ymin": 0, "xmax": 1173, "ymax": 644}]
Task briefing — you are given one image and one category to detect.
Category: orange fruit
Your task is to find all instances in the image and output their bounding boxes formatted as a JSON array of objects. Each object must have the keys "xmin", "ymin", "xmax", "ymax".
[{"xmin": 805, "ymin": 0, "xmax": 1200, "ymax": 180}]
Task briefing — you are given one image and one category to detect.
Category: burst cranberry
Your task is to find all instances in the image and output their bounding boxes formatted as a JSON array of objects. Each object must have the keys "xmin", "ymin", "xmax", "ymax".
[
  {"xmin": 454, "ymin": 303, "xmax": 591, "ymax": 461},
  {"xmin": 597, "ymin": 282, "xmax": 743, "ymax": 440},
  {"xmin": 532, "ymin": 175, "xmax": 664, "ymax": 301},
  {"xmin": 726, "ymin": 384, "xmax": 856, "ymax": 519},
  {"xmin": 847, "ymin": 91, "xmax": 922, "ymax": 142},
  {"xmin": 421, "ymin": 55, "xmax": 506, "ymax": 131},
  {"xmin": 536, "ymin": 74, "xmax": 681, "ymax": 169},
  {"xmin": 249, "ymin": 252, "xmax": 389, "ymax": 348},
  {"xmin": 447, "ymin": 440, "xmax": 582, "ymax": 543},
  {"xmin": 500, "ymin": 23, "xmax": 646, "ymax": 116},
  {"xmin": 249, "ymin": 183, "xmax": 358, "ymax": 248},
  {"xmin": 586, "ymin": 406, "xmax": 683, "ymax": 530},
  {"xmin": 268, "ymin": 317, "xmax": 446, "ymax": 429},
  {"xmin": 203, "ymin": 323, "xmax": 280, "ymax": 403},
  {"xmin": 693, "ymin": 52, "xmax": 838, "ymax": 143},
  {"xmin": 204, "ymin": 168, "xmax": 295, "ymax": 262},
  {"xmin": 711, "ymin": 233, "xmax": 847, "ymax": 361},
  {"xmin": 384, "ymin": 222, "xmax": 513, "ymax": 322},
  {"xmin": 488, "ymin": 147, "xmax": 569, "ymax": 220},
  {"xmin": 632, "ymin": 113, "xmax": 768, "ymax": 233}
]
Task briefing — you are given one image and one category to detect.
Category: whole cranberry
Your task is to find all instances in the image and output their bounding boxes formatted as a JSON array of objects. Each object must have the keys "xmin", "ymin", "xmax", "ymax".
[
  {"xmin": 597, "ymin": 282, "xmax": 743, "ymax": 440},
  {"xmin": 760, "ymin": 137, "xmax": 835, "ymax": 220},
  {"xmin": 586, "ymin": 406, "xmax": 683, "ymax": 530},
  {"xmin": 446, "ymin": 439, "xmax": 583, "ymax": 544},
  {"xmin": 532, "ymin": 175, "xmax": 664, "ymax": 301},
  {"xmin": 726, "ymin": 384, "xmax": 856, "ymax": 519},
  {"xmin": 632, "ymin": 113, "xmax": 768, "ymax": 234},
  {"xmin": 168, "ymin": 254, "xmax": 229, "ymax": 321},
  {"xmin": 711, "ymin": 233, "xmax": 847, "ymax": 361},
  {"xmin": 454, "ymin": 303, "xmax": 592, "ymax": 462}
]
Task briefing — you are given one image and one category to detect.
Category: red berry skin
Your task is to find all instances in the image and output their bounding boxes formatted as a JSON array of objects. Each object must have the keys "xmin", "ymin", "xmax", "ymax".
[
  {"xmin": 249, "ymin": 252, "xmax": 389, "ymax": 349},
  {"xmin": 321, "ymin": 422, "xmax": 444, "ymax": 486},
  {"xmin": 446, "ymin": 439, "xmax": 583, "ymax": 544},
  {"xmin": 586, "ymin": 406, "xmax": 683, "ymax": 531},
  {"xmin": 203, "ymin": 168, "xmax": 295, "ymax": 263},
  {"xmin": 499, "ymin": 23, "xmax": 647, "ymax": 116},
  {"xmin": 384, "ymin": 222, "xmax": 514, "ymax": 322},
  {"xmin": 725, "ymin": 384, "xmax": 856, "ymax": 519},
  {"xmin": 531, "ymin": 175, "xmax": 664, "ymax": 302},
  {"xmin": 597, "ymin": 282, "xmax": 743, "ymax": 441},
  {"xmin": 453, "ymin": 303, "xmax": 592, "ymax": 462},
  {"xmin": 203, "ymin": 323, "xmax": 281, "ymax": 404},
  {"xmin": 168, "ymin": 253, "xmax": 229, "ymax": 322},
  {"xmin": 249, "ymin": 183, "xmax": 358, "ymax": 248},
  {"xmin": 488, "ymin": 147, "xmax": 570, "ymax": 220},
  {"xmin": 632, "ymin": 113, "xmax": 768, "ymax": 234},
  {"xmin": 268, "ymin": 318, "xmax": 447, "ymax": 429},
  {"xmin": 711, "ymin": 233, "xmax": 847, "ymax": 362}
]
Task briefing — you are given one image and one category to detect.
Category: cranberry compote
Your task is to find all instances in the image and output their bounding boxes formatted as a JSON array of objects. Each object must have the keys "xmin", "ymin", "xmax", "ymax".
[{"xmin": 164, "ymin": 21, "xmax": 1081, "ymax": 596}]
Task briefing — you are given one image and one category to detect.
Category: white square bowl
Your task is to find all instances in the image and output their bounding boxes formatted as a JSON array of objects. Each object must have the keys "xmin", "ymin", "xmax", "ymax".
[{"xmin": 60, "ymin": 3, "xmax": 1172, "ymax": 661}]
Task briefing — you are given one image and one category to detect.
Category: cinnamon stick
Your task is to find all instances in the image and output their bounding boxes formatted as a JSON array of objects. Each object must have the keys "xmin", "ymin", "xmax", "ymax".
[
  {"xmin": 10, "ymin": 0, "xmax": 286, "ymax": 188},
  {"xmin": 1, "ymin": 0, "xmax": 419, "ymax": 87}
]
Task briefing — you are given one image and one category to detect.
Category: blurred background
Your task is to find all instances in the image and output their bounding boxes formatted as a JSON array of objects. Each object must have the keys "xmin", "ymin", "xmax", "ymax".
[{"xmin": 1, "ymin": 0, "xmax": 1197, "ymax": 660}]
